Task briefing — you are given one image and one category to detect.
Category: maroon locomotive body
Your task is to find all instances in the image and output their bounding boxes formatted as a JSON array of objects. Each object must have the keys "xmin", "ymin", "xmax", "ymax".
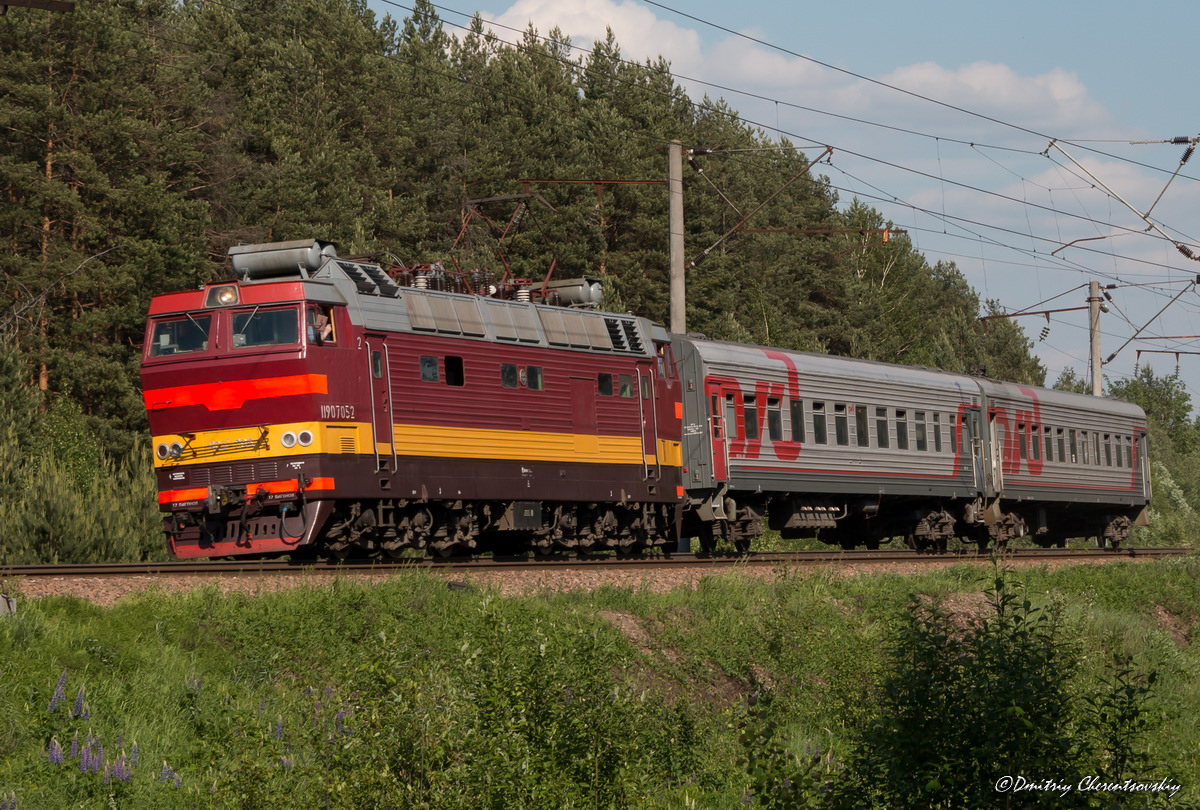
[{"xmin": 141, "ymin": 240, "xmax": 684, "ymax": 558}]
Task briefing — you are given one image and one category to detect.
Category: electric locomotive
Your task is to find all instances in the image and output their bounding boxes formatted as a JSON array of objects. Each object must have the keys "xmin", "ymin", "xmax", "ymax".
[{"xmin": 142, "ymin": 239, "xmax": 683, "ymax": 558}]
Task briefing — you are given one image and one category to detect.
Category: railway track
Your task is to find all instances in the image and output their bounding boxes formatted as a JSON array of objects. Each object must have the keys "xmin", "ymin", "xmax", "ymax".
[{"xmin": 0, "ymin": 546, "xmax": 1190, "ymax": 579}]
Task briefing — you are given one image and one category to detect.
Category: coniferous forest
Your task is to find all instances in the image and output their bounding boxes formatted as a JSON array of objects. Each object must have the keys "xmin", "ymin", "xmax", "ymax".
[{"xmin": 1, "ymin": 0, "xmax": 1195, "ymax": 562}]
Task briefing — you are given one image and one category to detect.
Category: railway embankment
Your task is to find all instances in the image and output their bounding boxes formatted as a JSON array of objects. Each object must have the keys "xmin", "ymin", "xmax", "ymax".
[{"xmin": 1, "ymin": 556, "xmax": 1196, "ymax": 807}]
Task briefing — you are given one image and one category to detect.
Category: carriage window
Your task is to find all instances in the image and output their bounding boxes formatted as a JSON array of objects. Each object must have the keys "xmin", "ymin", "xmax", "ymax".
[
  {"xmin": 856, "ymin": 406, "xmax": 870, "ymax": 447},
  {"xmin": 812, "ymin": 401, "xmax": 828, "ymax": 445},
  {"xmin": 1080, "ymin": 431, "xmax": 1090, "ymax": 464},
  {"xmin": 876, "ymin": 407, "xmax": 890, "ymax": 449},
  {"xmin": 1044, "ymin": 426, "xmax": 1053, "ymax": 462},
  {"xmin": 725, "ymin": 394, "xmax": 738, "ymax": 440},
  {"xmin": 895, "ymin": 409, "xmax": 909, "ymax": 450},
  {"xmin": 834, "ymin": 403, "xmax": 849, "ymax": 446},
  {"xmin": 744, "ymin": 395, "xmax": 760, "ymax": 440},
  {"xmin": 445, "ymin": 355, "xmax": 465, "ymax": 387},
  {"xmin": 1093, "ymin": 433, "xmax": 1101, "ymax": 467},
  {"xmin": 1030, "ymin": 424, "xmax": 1040, "ymax": 461},
  {"xmin": 950, "ymin": 413, "xmax": 958, "ymax": 454},
  {"xmin": 618, "ymin": 374, "xmax": 634, "ymax": 398},
  {"xmin": 149, "ymin": 314, "xmax": 212, "ymax": 357},
  {"xmin": 790, "ymin": 399, "xmax": 805, "ymax": 442},
  {"xmin": 1104, "ymin": 434, "xmax": 1113, "ymax": 467},
  {"xmin": 420, "ymin": 355, "xmax": 439, "ymax": 382},
  {"xmin": 527, "ymin": 366, "xmax": 544, "ymax": 390},
  {"xmin": 915, "ymin": 411, "xmax": 928, "ymax": 452},
  {"xmin": 500, "ymin": 363, "xmax": 519, "ymax": 389},
  {"xmin": 232, "ymin": 307, "xmax": 298, "ymax": 348},
  {"xmin": 932, "ymin": 413, "xmax": 942, "ymax": 452},
  {"xmin": 598, "ymin": 373, "xmax": 613, "ymax": 396},
  {"xmin": 1017, "ymin": 423, "xmax": 1026, "ymax": 460},
  {"xmin": 1068, "ymin": 430, "xmax": 1077, "ymax": 463},
  {"xmin": 767, "ymin": 398, "xmax": 783, "ymax": 442}
]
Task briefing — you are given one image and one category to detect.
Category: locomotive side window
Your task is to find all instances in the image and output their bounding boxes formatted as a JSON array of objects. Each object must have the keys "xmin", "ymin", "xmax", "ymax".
[
  {"xmin": 500, "ymin": 363, "xmax": 519, "ymax": 389},
  {"xmin": 306, "ymin": 306, "xmax": 335, "ymax": 344},
  {"xmin": 915, "ymin": 411, "xmax": 928, "ymax": 451},
  {"xmin": 598, "ymin": 373, "xmax": 613, "ymax": 396},
  {"xmin": 856, "ymin": 406, "xmax": 869, "ymax": 447},
  {"xmin": 895, "ymin": 409, "xmax": 909, "ymax": 450},
  {"xmin": 232, "ymin": 307, "xmax": 298, "ymax": 348},
  {"xmin": 371, "ymin": 351, "xmax": 383, "ymax": 379},
  {"xmin": 149, "ymin": 314, "xmax": 212, "ymax": 357},
  {"xmin": 744, "ymin": 396, "xmax": 760, "ymax": 440},
  {"xmin": 834, "ymin": 403, "xmax": 849, "ymax": 446},
  {"xmin": 876, "ymin": 407, "xmax": 889, "ymax": 449},
  {"xmin": 420, "ymin": 356, "xmax": 439, "ymax": 382},
  {"xmin": 445, "ymin": 356, "xmax": 465, "ymax": 387},
  {"xmin": 767, "ymin": 398, "xmax": 783, "ymax": 441},
  {"xmin": 640, "ymin": 374, "xmax": 650, "ymax": 400},
  {"xmin": 618, "ymin": 374, "xmax": 634, "ymax": 398},
  {"xmin": 790, "ymin": 399, "xmax": 805, "ymax": 442},
  {"xmin": 811, "ymin": 402, "xmax": 827, "ymax": 445},
  {"xmin": 528, "ymin": 366, "xmax": 544, "ymax": 391}
]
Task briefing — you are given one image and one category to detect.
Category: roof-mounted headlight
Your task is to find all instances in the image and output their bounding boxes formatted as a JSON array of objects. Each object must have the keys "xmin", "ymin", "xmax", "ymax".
[{"xmin": 205, "ymin": 285, "xmax": 240, "ymax": 307}]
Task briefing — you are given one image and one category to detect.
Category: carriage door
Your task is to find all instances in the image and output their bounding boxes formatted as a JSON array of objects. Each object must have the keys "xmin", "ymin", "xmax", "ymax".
[
  {"xmin": 704, "ymin": 378, "xmax": 733, "ymax": 483},
  {"xmin": 364, "ymin": 336, "xmax": 395, "ymax": 473},
  {"xmin": 963, "ymin": 408, "xmax": 984, "ymax": 489},
  {"xmin": 637, "ymin": 361, "xmax": 660, "ymax": 481}
]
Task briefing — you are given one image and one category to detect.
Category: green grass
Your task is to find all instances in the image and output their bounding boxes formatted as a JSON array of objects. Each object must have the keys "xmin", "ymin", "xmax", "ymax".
[{"xmin": 1, "ymin": 559, "xmax": 1198, "ymax": 807}]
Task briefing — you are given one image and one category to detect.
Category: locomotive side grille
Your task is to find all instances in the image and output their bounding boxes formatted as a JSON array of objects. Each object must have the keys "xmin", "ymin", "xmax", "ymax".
[
  {"xmin": 604, "ymin": 318, "xmax": 628, "ymax": 350},
  {"xmin": 621, "ymin": 321, "xmax": 644, "ymax": 353}
]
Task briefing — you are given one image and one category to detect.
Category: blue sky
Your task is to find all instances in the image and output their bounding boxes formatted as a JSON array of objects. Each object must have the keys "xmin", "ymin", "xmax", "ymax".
[{"xmin": 375, "ymin": 0, "xmax": 1200, "ymax": 396}]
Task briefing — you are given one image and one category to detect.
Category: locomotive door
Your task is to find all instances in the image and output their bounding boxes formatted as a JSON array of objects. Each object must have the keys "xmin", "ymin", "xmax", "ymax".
[
  {"xmin": 364, "ymin": 336, "xmax": 396, "ymax": 473},
  {"xmin": 636, "ymin": 361, "xmax": 660, "ymax": 481}
]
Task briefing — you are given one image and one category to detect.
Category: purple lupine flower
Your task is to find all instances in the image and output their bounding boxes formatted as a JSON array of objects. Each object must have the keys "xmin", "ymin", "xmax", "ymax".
[
  {"xmin": 47, "ymin": 737, "xmax": 64, "ymax": 765},
  {"xmin": 159, "ymin": 762, "xmax": 171, "ymax": 782},
  {"xmin": 173, "ymin": 776, "xmax": 182, "ymax": 789},
  {"xmin": 79, "ymin": 746, "xmax": 91, "ymax": 775},
  {"xmin": 334, "ymin": 709, "xmax": 349, "ymax": 737},
  {"xmin": 303, "ymin": 686, "xmax": 315, "ymax": 696},
  {"xmin": 273, "ymin": 715, "xmax": 284, "ymax": 741},
  {"xmin": 103, "ymin": 764, "xmax": 111, "ymax": 785},
  {"xmin": 279, "ymin": 755, "xmax": 293, "ymax": 770},
  {"xmin": 71, "ymin": 686, "xmax": 85, "ymax": 719},
  {"xmin": 93, "ymin": 744, "xmax": 104, "ymax": 775},
  {"xmin": 48, "ymin": 670, "xmax": 67, "ymax": 713}
]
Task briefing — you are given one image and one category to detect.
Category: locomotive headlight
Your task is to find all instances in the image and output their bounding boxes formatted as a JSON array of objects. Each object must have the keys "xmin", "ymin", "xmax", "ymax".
[
  {"xmin": 205, "ymin": 284, "xmax": 240, "ymax": 307},
  {"xmin": 297, "ymin": 430, "xmax": 314, "ymax": 447},
  {"xmin": 281, "ymin": 431, "xmax": 297, "ymax": 448},
  {"xmin": 156, "ymin": 443, "xmax": 169, "ymax": 460},
  {"xmin": 168, "ymin": 442, "xmax": 184, "ymax": 459}
]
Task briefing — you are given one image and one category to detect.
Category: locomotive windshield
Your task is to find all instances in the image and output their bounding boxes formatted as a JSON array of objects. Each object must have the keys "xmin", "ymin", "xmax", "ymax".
[
  {"xmin": 232, "ymin": 306, "xmax": 299, "ymax": 348},
  {"xmin": 149, "ymin": 314, "xmax": 212, "ymax": 357}
]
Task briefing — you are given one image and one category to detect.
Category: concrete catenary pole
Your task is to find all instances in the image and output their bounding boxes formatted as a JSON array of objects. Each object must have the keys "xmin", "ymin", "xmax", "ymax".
[
  {"xmin": 668, "ymin": 140, "xmax": 686, "ymax": 335},
  {"xmin": 1088, "ymin": 280, "xmax": 1103, "ymax": 396}
]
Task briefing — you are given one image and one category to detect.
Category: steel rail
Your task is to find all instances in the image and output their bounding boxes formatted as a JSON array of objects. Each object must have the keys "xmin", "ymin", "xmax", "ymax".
[{"xmin": 0, "ymin": 547, "xmax": 1190, "ymax": 579}]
